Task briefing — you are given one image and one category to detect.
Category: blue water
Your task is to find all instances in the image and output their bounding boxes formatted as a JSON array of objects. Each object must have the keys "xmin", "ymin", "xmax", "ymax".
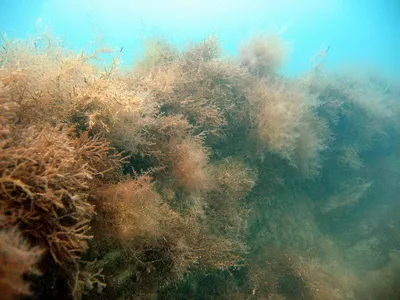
[{"xmin": 1, "ymin": 0, "xmax": 399, "ymax": 77}]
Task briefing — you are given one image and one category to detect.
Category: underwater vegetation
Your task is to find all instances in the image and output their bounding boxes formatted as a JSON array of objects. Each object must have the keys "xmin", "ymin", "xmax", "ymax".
[{"xmin": 0, "ymin": 32, "xmax": 400, "ymax": 300}]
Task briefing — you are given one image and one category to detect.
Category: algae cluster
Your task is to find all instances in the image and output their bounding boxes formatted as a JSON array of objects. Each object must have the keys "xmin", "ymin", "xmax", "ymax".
[{"xmin": 1, "ymin": 33, "xmax": 400, "ymax": 299}]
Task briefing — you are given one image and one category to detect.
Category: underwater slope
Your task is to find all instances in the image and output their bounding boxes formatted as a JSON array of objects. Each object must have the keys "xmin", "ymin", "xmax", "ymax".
[{"xmin": 1, "ymin": 33, "xmax": 400, "ymax": 299}]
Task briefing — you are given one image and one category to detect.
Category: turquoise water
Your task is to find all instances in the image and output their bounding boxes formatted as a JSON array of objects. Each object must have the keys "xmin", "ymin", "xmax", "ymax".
[{"xmin": 1, "ymin": 0, "xmax": 399, "ymax": 76}]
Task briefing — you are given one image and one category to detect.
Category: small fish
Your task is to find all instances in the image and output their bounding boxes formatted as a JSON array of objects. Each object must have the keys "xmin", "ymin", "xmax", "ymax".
[
  {"xmin": 321, "ymin": 181, "xmax": 373, "ymax": 213},
  {"xmin": 326, "ymin": 45, "xmax": 331, "ymax": 54}
]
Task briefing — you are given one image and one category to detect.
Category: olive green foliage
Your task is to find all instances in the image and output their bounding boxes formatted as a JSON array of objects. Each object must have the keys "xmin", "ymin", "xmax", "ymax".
[
  {"xmin": 247, "ymin": 78, "xmax": 328, "ymax": 176},
  {"xmin": 91, "ymin": 174, "xmax": 242, "ymax": 299},
  {"xmin": 239, "ymin": 33, "xmax": 288, "ymax": 77},
  {"xmin": 205, "ymin": 158, "xmax": 256, "ymax": 238},
  {"xmin": 1, "ymin": 31, "xmax": 400, "ymax": 300},
  {"xmin": 130, "ymin": 36, "xmax": 251, "ymax": 142}
]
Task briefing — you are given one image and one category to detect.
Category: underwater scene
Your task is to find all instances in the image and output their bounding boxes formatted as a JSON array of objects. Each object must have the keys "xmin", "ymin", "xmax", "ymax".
[{"xmin": 1, "ymin": 0, "xmax": 400, "ymax": 299}]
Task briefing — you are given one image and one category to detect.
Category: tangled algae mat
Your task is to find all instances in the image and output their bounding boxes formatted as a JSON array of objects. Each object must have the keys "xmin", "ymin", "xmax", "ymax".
[{"xmin": 1, "ymin": 33, "xmax": 400, "ymax": 299}]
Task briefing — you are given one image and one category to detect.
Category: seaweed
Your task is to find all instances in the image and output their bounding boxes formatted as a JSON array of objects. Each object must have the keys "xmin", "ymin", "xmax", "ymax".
[{"xmin": 1, "ymin": 32, "xmax": 400, "ymax": 299}]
